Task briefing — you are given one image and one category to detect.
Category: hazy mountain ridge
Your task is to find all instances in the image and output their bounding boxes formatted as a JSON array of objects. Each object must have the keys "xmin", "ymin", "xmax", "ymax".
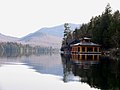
[
  {"xmin": 19, "ymin": 32, "xmax": 62, "ymax": 48},
  {"xmin": 0, "ymin": 24, "xmax": 80, "ymax": 48},
  {"xmin": 0, "ymin": 33, "xmax": 19, "ymax": 42},
  {"xmin": 37, "ymin": 23, "xmax": 80, "ymax": 37}
]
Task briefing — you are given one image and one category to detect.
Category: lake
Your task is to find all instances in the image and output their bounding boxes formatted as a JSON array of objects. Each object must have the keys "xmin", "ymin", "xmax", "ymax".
[{"xmin": 0, "ymin": 53, "xmax": 120, "ymax": 90}]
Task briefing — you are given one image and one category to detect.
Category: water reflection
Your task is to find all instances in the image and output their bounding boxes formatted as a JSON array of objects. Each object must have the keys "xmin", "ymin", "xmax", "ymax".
[
  {"xmin": 0, "ymin": 51, "xmax": 120, "ymax": 90},
  {"xmin": 0, "ymin": 52, "xmax": 63, "ymax": 76},
  {"xmin": 61, "ymin": 54, "xmax": 120, "ymax": 90},
  {"xmin": 0, "ymin": 50, "xmax": 57, "ymax": 58}
]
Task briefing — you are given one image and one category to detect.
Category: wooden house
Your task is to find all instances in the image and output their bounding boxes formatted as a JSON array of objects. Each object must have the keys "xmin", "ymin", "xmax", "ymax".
[{"xmin": 70, "ymin": 37, "xmax": 101, "ymax": 54}]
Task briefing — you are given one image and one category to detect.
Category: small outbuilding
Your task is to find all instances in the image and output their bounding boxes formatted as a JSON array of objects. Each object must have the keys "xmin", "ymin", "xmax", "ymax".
[{"xmin": 70, "ymin": 37, "xmax": 101, "ymax": 54}]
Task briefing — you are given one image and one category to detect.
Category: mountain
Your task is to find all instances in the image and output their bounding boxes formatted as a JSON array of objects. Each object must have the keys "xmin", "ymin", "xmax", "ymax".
[
  {"xmin": 19, "ymin": 32, "xmax": 62, "ymax": 48},
  {"xmin": 37, "ymin": 23, "xmax": 80, "ymax": 38},
  {"xmin": 20, "ymin": 23, "xmax": 80, "ymax": 48},
  {"xmin": 0, "ymin": 23, "xmax": 80, "ymax": 48},
  {"xmin": 0, "ymin": 33, "xmax": 19, "ymax": 42}
]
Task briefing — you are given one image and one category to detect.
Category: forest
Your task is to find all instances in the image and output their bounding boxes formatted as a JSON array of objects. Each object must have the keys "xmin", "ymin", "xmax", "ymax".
[{"xmin": 62, "ymin": 4, "xmax": 120, "ymax": 54}]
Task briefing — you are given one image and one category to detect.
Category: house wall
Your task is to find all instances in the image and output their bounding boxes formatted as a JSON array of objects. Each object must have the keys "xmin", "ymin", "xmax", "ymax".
[{"xmin": 71, "ymin": 46, "xmax": 100, "ymax": 54}]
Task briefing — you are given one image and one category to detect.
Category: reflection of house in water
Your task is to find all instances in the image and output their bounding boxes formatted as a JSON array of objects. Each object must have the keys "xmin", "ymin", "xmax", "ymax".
[
  {"xmin": 61, "ymin": 53, "xmax": 120, "ymax": 90},
  {"xmin": 70, "ymin": 54, "xmax": 100, "ymax": 72},
  {"xmin": 70, "ymin": 54, "xmax": 100, "ymax": 73},
  {"xmin": 71, "ymin": 54, "xmax": 100, "ymax": 61},
  {"xmin": 61, "ymin": 54, "xmax": 100, "ymax": 82},
  {"xmin": 71, "ymin": 54, "xmax": 100, "ymax": 66}
]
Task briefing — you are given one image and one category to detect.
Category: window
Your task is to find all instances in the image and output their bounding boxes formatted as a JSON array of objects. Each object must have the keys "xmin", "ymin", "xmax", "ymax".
[
  {"xmin": 94, "ymin": 47, "xmax": 97, "ymax": 52},
  {"xmin": 87, "ymin": 47, "xmax": 93, "ymax": 52},
  {"xmin": 82, "ymin": 47, "xmax": 85, "ymax": 52}
]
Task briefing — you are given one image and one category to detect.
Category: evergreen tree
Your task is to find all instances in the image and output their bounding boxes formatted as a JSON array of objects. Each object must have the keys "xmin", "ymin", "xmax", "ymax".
[
  {"xmin": 61, "ymin": 4, "xmax": 120, "ymax": 50},
  {"xmin": 62, "ymin": 23, "xmax": 72, "ymax": 46},
  {"xmin": 109, "ymin": 10, "xmax": 120, "ymax": 48}
]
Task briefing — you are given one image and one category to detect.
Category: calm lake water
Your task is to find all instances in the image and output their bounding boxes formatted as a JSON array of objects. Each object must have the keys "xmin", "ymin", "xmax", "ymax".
[{"xmin": 0, "ymin": 53, "xmax": 120, "ymax": 90}]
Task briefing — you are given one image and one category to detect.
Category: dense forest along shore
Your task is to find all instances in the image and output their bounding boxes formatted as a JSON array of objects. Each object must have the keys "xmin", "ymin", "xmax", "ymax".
[{"xmin": 61, "ymin": 4, "xmax": 120, "ymax": 56}]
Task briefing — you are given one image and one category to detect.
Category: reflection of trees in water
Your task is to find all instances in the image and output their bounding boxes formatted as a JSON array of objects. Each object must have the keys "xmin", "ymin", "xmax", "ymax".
[
  {"xmin": 61, "ymin": 54, "xmax": 73, "ymax": 82},
  {"xmin": 61, "ymin": 54, "xmax": 120, "ymax": 90},
  {"xmin": 0, "ymin": 50, "xmax": 56, "ymax": 58},
  {"xmin": 0, "ymin": 42, "xmax": 59, "ymax": 58}
]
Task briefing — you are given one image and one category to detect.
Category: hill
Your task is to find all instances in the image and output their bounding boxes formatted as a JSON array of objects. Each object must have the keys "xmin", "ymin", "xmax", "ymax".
[
  {"xmin": 0, "ymin": 23, "xmax": 80, "ymax": 49},
  {"xmin": 20, "ymin": 23, "xmax": 80, "ymax": 48},
  {"xmin": 0, "ymin": 33, "xmax": 18, "ymax": 42}
]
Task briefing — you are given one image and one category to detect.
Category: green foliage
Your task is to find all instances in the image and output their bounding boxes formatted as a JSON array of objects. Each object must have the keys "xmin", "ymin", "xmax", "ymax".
[
  {"xmin": 62, "ymin": 23, "xmax": 72, "ymax": 46},
  {"xmin": 62, "ymin": 4, "xmax": 120, "ymax": 49}
]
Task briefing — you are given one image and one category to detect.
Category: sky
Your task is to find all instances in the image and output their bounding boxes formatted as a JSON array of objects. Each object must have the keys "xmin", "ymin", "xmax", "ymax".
[{"xmin": 0, "ymin": 0, "xmax": 120, "ymax": 38}]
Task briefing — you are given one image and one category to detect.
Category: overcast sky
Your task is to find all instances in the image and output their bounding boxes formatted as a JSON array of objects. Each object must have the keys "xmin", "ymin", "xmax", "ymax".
[{"xmin": 0, "ymin": 0, "xmax": 119, "ymax": 38}]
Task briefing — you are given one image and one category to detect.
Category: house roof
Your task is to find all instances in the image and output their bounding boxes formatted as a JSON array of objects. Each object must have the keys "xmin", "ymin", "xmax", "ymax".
[
  {"xmin": 83, "ymin": 37, "xmax": 91, "ymax": 40},
  {"xmin": 71, "ymin": 42, "xmax": 100, "ymax": 47},
  {"xmin": 70, "ymin": 37, "xmax": 100, "ymax": 47}
]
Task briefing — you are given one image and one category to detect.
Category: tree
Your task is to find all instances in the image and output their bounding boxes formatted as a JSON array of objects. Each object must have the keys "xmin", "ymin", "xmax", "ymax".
[
  {"xmin": 109, "ymin": 10, "xmax": 120, "ymax": 48},
  {"xmin": 62, "ymin": 23, "xmax": 72, "ymax": 46},
  {"xmin": 64, "ymin": 23, "xmax": 71, "ymax": 37},
  {"xmin": 61, "ymin": 4, "xmax": 120, "ymax": 50}
]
